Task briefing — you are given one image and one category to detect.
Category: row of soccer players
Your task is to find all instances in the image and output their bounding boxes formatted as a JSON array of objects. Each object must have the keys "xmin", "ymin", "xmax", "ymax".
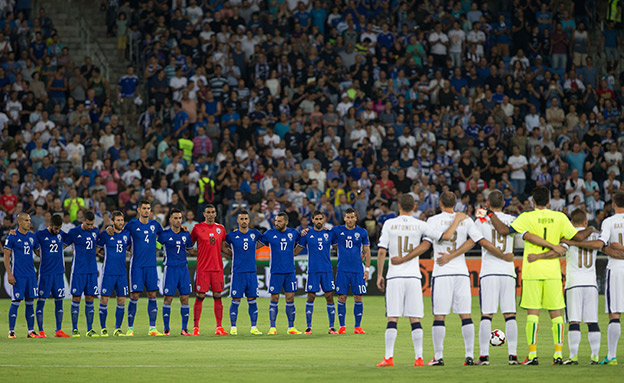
[
  {"xmin": 375, "ymin": 190, "xmax": 622, "ymax": 367},
  {"xmin": 4, "ymin": 202, "xmax": 374, "ymax": 337}
]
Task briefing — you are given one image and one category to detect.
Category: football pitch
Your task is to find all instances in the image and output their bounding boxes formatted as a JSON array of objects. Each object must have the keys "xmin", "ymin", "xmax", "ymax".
[{"xmin": 0, "ymin": 296, "xmax": 621, "ymax": 382}]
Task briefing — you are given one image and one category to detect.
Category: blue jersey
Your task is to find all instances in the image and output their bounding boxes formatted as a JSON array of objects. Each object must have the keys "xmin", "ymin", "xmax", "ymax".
[
  {"xmin": 158, "ymin": 229, "xmax": 192, "ymax": 267},
  {"xmin": 260, "ymin": 228, "xmax": 301, "ymax": 274},
  {"xmin": 226, "ymin": 229, "xmax": 262, "ymax": 273},
  {"xmin": 299, "ymin": 229, "xmax": 334, "ymax": 273},
  {"xmin": 331, "ymin": 225, "xmax": 370, "ymax": 273},
  {"xmin": 126, "ymin": 219, "xmax": 163, "ymax": 268},
  {"xmin": 4, "ymin": 231, "xmax": 39, "ymax": 277},
  {"xmin": 98, "ymin": 229, "xmax": 131, "ymax": 276},
  {"xmin": 35, "ymin": 228, "xmax": 66, "ymax": 275},
  {"xmin": 64, "ymin": 226, "xmax": 99, "ymax": 275}
]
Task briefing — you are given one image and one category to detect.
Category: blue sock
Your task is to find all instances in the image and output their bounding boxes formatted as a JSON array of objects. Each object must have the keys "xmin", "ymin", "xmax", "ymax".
[
  {"xmin": 181, "ymin": 305, "xmax": 190, "ymax": 330},
  {"xmin": 354, "ymin": 302, "xmax": 363, "ymax": 327},
  {"xmin": 54, "ymin": 299, "xmax": 64, "ymax": 332},
  {"xmin": 71, "ymin": 301, "xmax": 80, "ymax": 331},
  {"xmin": 99, "ymin": 304, "xmax": 108, "ymax": 329},
  {"xmin": 248, "ymin": 299, "xmax": 258, "ymax": 327},
  {"xmin": 327, "ymin": 304, "xmax": 335, "ymax": 328},
  {"xmin": 85, "ymin": 302, "xmax": 94, "ymax": 331},
  {"xmin": 36, "ymin": 299, "xmax": 46, "ymax": 332},
  {"xmin": 127, "ymin": 299, "xmax": 137, "ymax": 328},
  {"xmin": 286, "ymin": 302, "xmax": 295, "ymax": 328},
  {"xmin": 305, "ymin": 301, "xmax": 314, "ymax": 328},
  {"xmin": 230, "ymin": 300, "xmax": 240, "ymax": 327},
  {"xmin": 338, "ymin": 301, "xmax": 346, "ymax": 327},
  {"xmin": 8, "ymin": 301, "xmax": 20, "ymax": 331},
  {"xmin": 148, "ymin": 298, "xmax": 158, "ymax": 328},
  {"xmin": 115, "ymin": 305, "xmax": 124, "ymax": 329},
  {"xmin": 269, "ymin": 301, "xmax": 278, "ymax": 327},
  {"xmin": 162, "ymin": 304, "xmax": 171, "ymax": 331},
  {"xmin": 25, "ymin": 300, "xmax": 35, "ymax": 331}
]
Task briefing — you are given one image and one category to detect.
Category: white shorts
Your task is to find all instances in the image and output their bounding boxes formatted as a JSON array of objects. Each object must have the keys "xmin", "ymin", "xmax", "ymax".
[
  {"xmin": 606, "ymin": 268, "xmax": 624, "ymax": 314},
  {"xmin": 385, "ymin": 277, "xmax": 424, "ymax": 318},
  {"xmin": 565, "ymin": 286, "xmax": 599, "ymax": 323},
  {"xmin": 479, "ymin": 275, "xmax": 517, "ymax": 315},
  {"xmin": 432, "ymin": 275, "xmax": 471, "ymax": 315}
]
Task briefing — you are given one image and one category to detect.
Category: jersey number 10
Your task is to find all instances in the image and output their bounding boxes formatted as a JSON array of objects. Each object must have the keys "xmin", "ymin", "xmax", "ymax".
[{"xmin": 578, "ymin": 248, "xmax": 593, "ymax": 268}]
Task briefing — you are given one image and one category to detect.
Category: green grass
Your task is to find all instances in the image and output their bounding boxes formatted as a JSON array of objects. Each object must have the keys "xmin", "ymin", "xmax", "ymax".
[{"xmin": 0, "ymin": 296, "xmax": 621, "ymax": 382}]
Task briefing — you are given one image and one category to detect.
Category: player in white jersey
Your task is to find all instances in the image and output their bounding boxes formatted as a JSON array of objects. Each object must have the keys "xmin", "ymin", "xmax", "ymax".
[
  {"xmin": 473, "ymin": 191, "xmax": 519, "ymax": 365},
  {"xmin": 425, "ymin": 192, "xmax": 510, "ymax": 366},
  {"xmin": 376, "ymin": 195, "xmax": 465, "ymax": 367}
]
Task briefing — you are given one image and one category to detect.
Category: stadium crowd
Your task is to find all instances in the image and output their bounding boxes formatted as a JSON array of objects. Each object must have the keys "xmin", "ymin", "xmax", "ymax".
[{"xmin": 0, "ymin": 0, "xmax": 624, "ymax": 248}]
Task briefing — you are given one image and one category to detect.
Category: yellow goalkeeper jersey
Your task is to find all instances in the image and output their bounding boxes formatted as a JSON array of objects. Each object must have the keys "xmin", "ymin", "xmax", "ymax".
[{"xmin": 510, "ymin": 208, "xmax": 578, "ymax": 280}]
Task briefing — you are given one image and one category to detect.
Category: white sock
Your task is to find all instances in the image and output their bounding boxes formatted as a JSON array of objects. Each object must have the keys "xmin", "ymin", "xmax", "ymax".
[
  {"xmin": 412, "ymin": 328, "xmax": 424, "ymax": 359},
  {"xmin": 384, "ymin": 328, "xmax": 397, "ymax": 359},
  {"xmin": 432, "ymin": 321, "xmax": 445, "ymax": 360},
  {"xmin": 462, "ymin": 321, "xmax": 475, "ymax": 359},
  {"xmin": 479, "ymin": 318, "xmax": 491, "ymax": 357},
  {"xmin": 568, "ymin": 330, "xmax": 581, "ymax": 359},
  {"xmin": 588, "ymin": 331, "xmax": 601, "ymax": 358},
  {"xmin": 505, "ymin": 318, "xmax": 518, "ymax": 356},
  {"xmin": 608, "ymin": 321, "xmax": 621, "ymax": 359}
]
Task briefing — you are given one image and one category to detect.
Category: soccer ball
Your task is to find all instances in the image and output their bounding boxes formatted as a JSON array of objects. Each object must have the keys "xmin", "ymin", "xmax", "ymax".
[{"xmin": 490, "ymin": 329, "xmax": 506, "ymax": 346}]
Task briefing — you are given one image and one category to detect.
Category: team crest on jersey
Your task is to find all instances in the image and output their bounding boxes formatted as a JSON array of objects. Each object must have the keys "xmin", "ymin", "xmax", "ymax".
[
  {"xmin": 123, "ymin": 235, "xmax": 127, "ymax": 242},
  {"xmin": 217, "ymin": 228, "xmax": 221, "ymax": 234},
  {"xmin": 150, "ymin": 225, "xmax": 155, "ymax": 233},
  {"xmin": 92, "ymin": 232, "xmax": 97, "ymax": 239},
  {"xmin": 182, "ymin": 236, "xmax": 187, "ymax": 243},
  {"xmin": 250, "ymin": 234, "xmax": 255, "ymax": 240},
  {"xmin": 57, "ymin": 234, "xmax": 62, "ymax": 241},
  {"xmin": 288, "ymin": 233, "xmax": 293, "ymax": 240},
  {"xmin": 324, "ymin": 233, "xmax": 329, "ymax": 240},
  {"xmin": 354, "ymin": 233, "xmax": 360, "ymax": 240}
]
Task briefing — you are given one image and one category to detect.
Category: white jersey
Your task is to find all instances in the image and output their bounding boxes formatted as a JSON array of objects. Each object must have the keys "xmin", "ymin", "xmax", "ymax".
[
  {"xmin": 425, "ymin": 212, "xmax": 484, "ymax": 277},
  {"xmin": 565, "ymin": 228, "xmax": 599, "ymax": 288},
  {"xmin": 475, "ymin": 212, "xmax": 516, "ymax": 277},
  {"xmin": 378, "ymin": 215, "xmax": 443, "ymax": 279},
  {"xmin": 599, "ymin": 213, "xmax": 624, "ymax": 270}
]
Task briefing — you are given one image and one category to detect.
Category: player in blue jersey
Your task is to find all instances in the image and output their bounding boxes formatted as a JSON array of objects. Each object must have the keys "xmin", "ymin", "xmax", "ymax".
[
  {"xmin": 158, "ymin": 209, "xmax": 195, "ymax": 336},
  {"xmin": 259, "ymin": 212, "xmax": 308, "ymax": 335},
  {"xmin": 4, "ymin": 213, "xmax": 41, "ymax": 338},
  {"xmin": 64, "ymin": 211, "xmax": 100, "ymax": 337},
  {"xmin": 35, "ymin": 214, "xmax": 70, "ymax": 338},
  {"xmin": 295, "ymin": 210, "xmax": 338, "ymax": 335},
  {"xmin": 331, "ymin": 208, "xmax": 371, "ymax": 334},
  {"xmin": 225, "ymin": 210, "xmax": 263, "ymax": 335},
  {"xmin": 107, "ymin": 200, "xmax": 164, "ymax": 336},
  {"xmin": 97, "ymin": 211, "xmax": 131, "ymax": 337}
]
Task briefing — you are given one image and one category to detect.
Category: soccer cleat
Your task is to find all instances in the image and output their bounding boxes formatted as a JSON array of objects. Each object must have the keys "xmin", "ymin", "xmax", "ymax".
[
  {"xmin": 475, "ymin": 356, "xmax": 489, "ymax": 366},
  {"xmin": 328, "ymin": 328, "xmax": 338, "ymax": 335},
  {"xmin": 100, "ymin": 328, "xmax": 109, "ymax": 337},
  {"xmin": 27, "ymin": 331, "xmax": 42, "ymax": 338},
  {"xmin": 563, "ymin": 358, "xmax": 578, "ymax": 365},
  {"xmin": 125, "ymin": 328, "xmax": 134, "ymax": 337},
  {"xmin": 508, "ymin": 355, "xmax": 519, "ymax": 365},
  {"xmin": 72, "ymin": 329, "xmax": 81, "ymax": 338},
  {"xmin": 163, "ymin": 329, "xmax": 171, "ymax": 336},
  {"xmin": 304, "ymin": 328, "xmax": 313, "ymax": 335},
  {"xmin": 148, "ymin": 328, "xmax": 163, "ymax": 336},
  {"xmin": 464, "ymin": 357, "xmax": 475, "ymax": 366},
  {"xmin": 414, "ymin": 358, "xmax": 424, "ymax": 367},
  {"xmin": 55, "ymin": 330, "xmax": 70, "ymax": 338},
  {"xmin": 230, "ymin": 327, "xmax": 238, "ymax": 335},
  {"xmin": 39, "ymin": 330, "xmax": 47, "ymax": 338},
  {"xmin": 287, "ymin": 327, "xmax": 302, "ymax": 335},
  {"xmin": 376, "ymin": 357, "xmax": 394, "ymax": 367},
  {"xmin": 267, "ymin": 327, "xmax": 277, "ymax": 335},
  {"xmin": 590, "ymin": 355, "xmax": 600, "ymax": 365},
  {"xmin": 113, "ymin": 329, "xmax": 125, "ymax": 337},
  {"xmin": 553, "ymin": 357, "xmax": 563, "ymax": 365},
  {"xmin": 192, "ymin": 327, "xmax": 200, "ymax": 336},
  {"xmin": 354, "ymin": 327, "xmax": 366, "ymax": 334},
  {"xmin": 338, "ymin": 326, "xmax": 347, "ymax": 334},
  {"xmin": 86, "ymin": 329, "xmax": 99, "ymax": 337},
  {"xmin": 215, "ymin": 327, "xmax": 229, "ymax": 336},
  {"xmin": 181, "ymin": 329, "xmax": 191, "ymax": 336},
  {"xmin": 600, "ymin": 357, "xmax": 618, "ymax": 365},
  {"xmin": 522, "ymin": 356, "xmax": 539, "ymax": 365},
  {"xmin": 427, "ymin": 358, "xmax": 444, "ymax": 366},
  {"xmin": 250, "ymin": 327, "xmax": 262, "ymax": 335},
  {"xmin": 8, "ymin": 331, "xmax": 16, "ymax": 339}
]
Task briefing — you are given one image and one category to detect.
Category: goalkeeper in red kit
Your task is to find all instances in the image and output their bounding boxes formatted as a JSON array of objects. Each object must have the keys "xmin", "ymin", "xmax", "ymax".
[{"xmin": 190, "ymin": 204, "xmax": 232, "ymax": 335}]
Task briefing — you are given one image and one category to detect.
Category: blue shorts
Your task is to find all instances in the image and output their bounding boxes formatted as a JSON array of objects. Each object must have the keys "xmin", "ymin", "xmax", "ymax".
[
  {"xmin": 306, "ymin": 271, "xmax": 335, "ymax": 293},
  {"xmin": 162, "ymin": 265, "xmax": 192, "ymax": 296},
  {"xmin": 11, "ymin": 276, "xmax": 38, "ymax": 300},
  {"xmin": 38, "ymin": 273, "xmax": 65, "ymax": 299},
  {"xmin": 130, "ymin": 266, "xmax": 159, "ymax": 292},
  {"xmin": 269, "ymin": 272, "xmax": 298, "ymax": 294},
  {"xmin": 100, "ymin": 274, "xmax": 129, "ymax": 297},
  {"xmin": 231, "ymin": 272, "xmax": 258, "ymax": 298},
  {"xmin": 335, "ymin": 270, "xmax": 367, "ymax": 295},
  {"xmin": 70, "ymin": 273, "xmax": 98, "ymax": 296}
]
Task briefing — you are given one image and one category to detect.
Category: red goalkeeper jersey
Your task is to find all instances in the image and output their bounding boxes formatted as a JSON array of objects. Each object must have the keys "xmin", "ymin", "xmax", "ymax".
[{"xmin": 191, "ymin": 222, "xmax": 226, "ymax": 272}]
